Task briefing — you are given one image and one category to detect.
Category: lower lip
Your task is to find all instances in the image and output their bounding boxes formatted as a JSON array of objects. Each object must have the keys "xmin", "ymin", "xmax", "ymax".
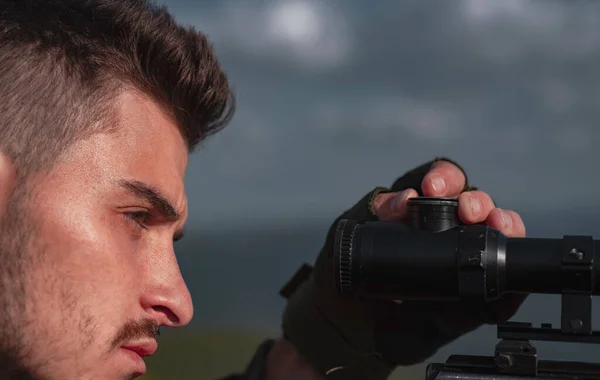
[{"xmin": 120, "ymin": 348, "xmax": 147, "ymax": 375}]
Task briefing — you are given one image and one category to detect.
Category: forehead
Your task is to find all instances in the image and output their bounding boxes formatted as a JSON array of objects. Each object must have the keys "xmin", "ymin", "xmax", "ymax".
[
  {"xmin": 114, "ymin": 91, "xmax": 189, "ymax": 209},
  {"xmin": 51, "ymin": 90, "xmax": 189, "ymax": 217},
  {"xmin": 113, "ymin": 90, "xmax": 188, "ymax": 169}
]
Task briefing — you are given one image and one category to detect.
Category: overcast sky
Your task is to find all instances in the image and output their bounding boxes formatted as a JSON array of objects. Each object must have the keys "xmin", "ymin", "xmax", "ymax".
[{"xmin": 157, "ymin": 0, "xmax": 600, "ymax": 230}]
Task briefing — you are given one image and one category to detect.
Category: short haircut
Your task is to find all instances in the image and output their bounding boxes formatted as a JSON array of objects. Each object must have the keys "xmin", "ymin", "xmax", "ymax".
[{"xmin": 0, "ymin": 0, "xmax": 235, "ymax": 178}]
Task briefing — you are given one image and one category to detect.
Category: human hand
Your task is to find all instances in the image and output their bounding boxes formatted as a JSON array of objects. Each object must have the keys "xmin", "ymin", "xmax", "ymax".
[
  {"xmin": 367, "ymin": 159, "xmax": 527, "ymax": 364},
  {"xmin": 281, "ymin": 157, "xmax": 527, "ymax": 379}
]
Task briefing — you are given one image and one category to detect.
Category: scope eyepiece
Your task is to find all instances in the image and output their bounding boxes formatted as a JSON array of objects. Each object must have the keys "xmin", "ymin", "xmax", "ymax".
[{"xmin": 336, "ymin": 219, "xmax": 358, "ymax": 295}]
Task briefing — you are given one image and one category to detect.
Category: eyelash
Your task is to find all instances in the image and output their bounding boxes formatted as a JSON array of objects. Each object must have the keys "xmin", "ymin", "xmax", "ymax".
[{"xmin": 123, "ymin": 211, "xmax": 151, "ymax": 230}]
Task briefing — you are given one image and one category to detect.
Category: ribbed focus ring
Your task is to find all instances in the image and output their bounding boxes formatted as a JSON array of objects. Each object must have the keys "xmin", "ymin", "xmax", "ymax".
[{"xmin": 337, "ymin": 220, "xmax": 359, "ymax": 295}]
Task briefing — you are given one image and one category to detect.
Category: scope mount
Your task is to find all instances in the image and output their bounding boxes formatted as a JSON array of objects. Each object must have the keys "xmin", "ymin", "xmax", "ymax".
[{"xmin": 431, "ymin": 233, "xmax": 600, "ymax": 378}]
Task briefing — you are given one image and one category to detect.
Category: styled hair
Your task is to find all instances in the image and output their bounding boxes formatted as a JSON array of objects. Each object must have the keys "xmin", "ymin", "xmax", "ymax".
[{"xmin": 0, "ymin": 0, "xmax": 235, "ymax": 178}]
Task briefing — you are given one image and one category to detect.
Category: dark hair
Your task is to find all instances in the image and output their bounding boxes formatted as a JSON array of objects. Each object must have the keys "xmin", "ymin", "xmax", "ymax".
[{"xmin": 0, "ymin": 0, "xmax": 235, "ymax": 178}]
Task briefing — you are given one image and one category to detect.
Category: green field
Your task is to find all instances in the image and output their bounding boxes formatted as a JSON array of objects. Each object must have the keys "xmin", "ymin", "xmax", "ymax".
[
  {"xmin": 141, "ymin": 329, "xmax": 423, "ymax": 380},
  {"xmin": 142, "ymin": 329, "xmax": 269, "ymax": 380}
]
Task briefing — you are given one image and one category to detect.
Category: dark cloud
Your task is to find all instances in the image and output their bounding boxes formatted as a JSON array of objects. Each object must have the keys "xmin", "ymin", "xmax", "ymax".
[{"xmin": 160, "ymin": 0, "xmax": 600, "ymax": 227}]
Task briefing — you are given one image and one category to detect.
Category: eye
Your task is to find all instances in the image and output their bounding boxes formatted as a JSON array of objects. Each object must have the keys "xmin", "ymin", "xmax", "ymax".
[{"xmin": 123, "ymin": 210, "xmax": 152, "ymax": 230}]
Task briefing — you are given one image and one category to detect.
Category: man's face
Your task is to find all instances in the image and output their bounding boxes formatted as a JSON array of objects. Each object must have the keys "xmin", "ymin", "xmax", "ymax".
[{"xmin": 1, "ymin": 90, "xmax": 194, "ymax": 380}]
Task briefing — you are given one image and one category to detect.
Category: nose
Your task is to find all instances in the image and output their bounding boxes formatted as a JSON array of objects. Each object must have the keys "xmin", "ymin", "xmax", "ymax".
[{"xmin": 140, "ymin": 246, "xmax": 194, "ymax": 327}]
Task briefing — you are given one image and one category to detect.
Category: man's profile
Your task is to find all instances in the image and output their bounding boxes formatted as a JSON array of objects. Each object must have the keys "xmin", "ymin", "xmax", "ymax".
[
  {"xmin": 0, "ymin": 0, "xmax": 232, "ymax": 378},
  {"xmin": 0, "ymin": 1, "xmax": 528, "ymax": 379}
]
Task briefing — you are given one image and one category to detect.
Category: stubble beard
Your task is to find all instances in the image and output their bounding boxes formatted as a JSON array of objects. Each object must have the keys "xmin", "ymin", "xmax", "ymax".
[{"xmin": 0, "ymin": 184, "xmax": 39, "ymax": 380}]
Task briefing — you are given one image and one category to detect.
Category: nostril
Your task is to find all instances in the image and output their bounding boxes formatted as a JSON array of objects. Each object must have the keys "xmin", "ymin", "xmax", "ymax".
[{"xmin": 152, "ymin": 305, "xmax": 179, "ymax": 325}]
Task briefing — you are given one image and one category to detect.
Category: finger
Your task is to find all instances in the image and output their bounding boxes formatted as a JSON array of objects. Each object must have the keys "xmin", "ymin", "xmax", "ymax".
[
  {"xmin": 457, "ymin": 190, "xmax": 495, "ymax": 224},
  {"xmin": 421, "ymin": 160, "xmax": 466, "ymax": 198},
  {"xmin": 372, "ymin": 188, "xmax": 419, "ymax": 222},
  {"xmin": 485, "ymin": 208, "xmax": 526, "ymax": 238}
]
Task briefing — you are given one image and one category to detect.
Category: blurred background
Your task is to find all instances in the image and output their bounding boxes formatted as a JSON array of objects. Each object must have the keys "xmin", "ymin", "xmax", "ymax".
[{"xmin": 142, "ymin": 0, "xmax": 600, "ymax": 379}]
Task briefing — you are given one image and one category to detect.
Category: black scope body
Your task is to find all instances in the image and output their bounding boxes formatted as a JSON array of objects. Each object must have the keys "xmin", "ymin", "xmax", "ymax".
[{"xmin": 334, "ymin": 197, "xmax": 600, "ymax": 302}]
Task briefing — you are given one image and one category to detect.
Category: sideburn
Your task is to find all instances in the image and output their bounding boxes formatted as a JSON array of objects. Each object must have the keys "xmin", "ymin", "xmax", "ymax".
[{"xmin": 0, "ymin": 177, "xmax": 43, "ymax": 379}]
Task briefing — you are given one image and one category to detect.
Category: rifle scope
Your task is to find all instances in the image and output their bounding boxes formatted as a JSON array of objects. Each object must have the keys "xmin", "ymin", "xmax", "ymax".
[{"xmin": 334, "ymin": 197, "xmax": 600, "ymax": 302}]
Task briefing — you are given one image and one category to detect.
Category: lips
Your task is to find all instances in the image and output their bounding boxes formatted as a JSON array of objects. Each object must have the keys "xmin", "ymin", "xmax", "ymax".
[{"xmin": 122, "ymin": 340, "xmax": 158, "ymax": 357}]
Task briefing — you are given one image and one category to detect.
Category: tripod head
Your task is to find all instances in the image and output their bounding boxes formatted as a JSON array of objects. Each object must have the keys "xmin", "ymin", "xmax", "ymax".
[{"xmin": 333, "ymin": 197, "xmax": 600, "ymax": 379}]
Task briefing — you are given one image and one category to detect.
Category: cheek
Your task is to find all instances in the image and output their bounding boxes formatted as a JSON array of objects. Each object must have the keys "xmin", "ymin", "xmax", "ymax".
[{"xmin": 32, "ymin": 201, "xmax": 140, "ymax": 302}]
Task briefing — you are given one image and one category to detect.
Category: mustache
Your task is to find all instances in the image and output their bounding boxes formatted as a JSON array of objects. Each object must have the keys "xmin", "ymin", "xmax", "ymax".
[{"xmin": 110, "ymin": 318, "xmax": 160, "ymax": 350}]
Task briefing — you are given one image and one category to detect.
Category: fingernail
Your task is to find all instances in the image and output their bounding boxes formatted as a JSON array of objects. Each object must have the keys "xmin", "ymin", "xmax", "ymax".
[
  {"xmin": 500, "ymin": 209, "xmax": 513, "ymax": 228},
  {"xmin": 430, "ymin": 176, "xmax": 446, "ymax": 193},
  {"xmin": 469, "ymin": 195, "xmax": 481, "ymax": 214}
]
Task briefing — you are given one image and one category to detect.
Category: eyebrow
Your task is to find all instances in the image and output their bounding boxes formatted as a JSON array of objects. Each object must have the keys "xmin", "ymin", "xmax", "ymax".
[{"xmin": 118, "ymin": 179, "xmax": 185, "ymax": 241}]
